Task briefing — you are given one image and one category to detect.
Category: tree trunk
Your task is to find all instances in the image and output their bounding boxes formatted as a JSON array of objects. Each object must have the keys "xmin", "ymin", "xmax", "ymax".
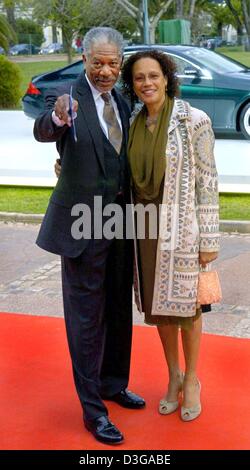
[
  {"xmin": 138, "ymin": 1, "xmax": 144, "ymax": 43},
  {"xmin": 65, "ymin": 37, "xmax": 72, "ymax": 64},
  {"xmin": 217, "ymin": 22, "xmax": 223, "ymax": 37},
  {"xmin": 226, "ymin": 0, "xmax": 243, "ymax": 46},
  {"xmin": 67, "ymin": 46, "xmax": 72, "ymax": 64},
  {"xmin": 138, "ymin": 24, "xmax": 144, "ymax": 43},
  {"xmin": 52, "ymin": 25, "xmax": 57, "ymax": 44},
  {"xmin": 176, "ymin": 0, "xmax": 184, "ymax": 18},
  {"xmin": 149, "ymin": 25, "xmax": 155, "ymax": 44},
  {"xmin": 237, "ymin": 25, "xmax": 243, "ymax": 45},
  {"xmin": 65, "ymin": 38, "xmax": 72, "ymax": 64},
  {"xmin": 62, "ymin": 28, "xmax": 72, "ymax": 64},
  {"xmin": 188, "ymin": 0, "xmax": 196, "ymax": 20},
  {"xmin": 5, "ymin": 7, "xmax": 16, "ymax": 31},
  {"xmin": 241, "ymin": 0, "xmax": 250, "ymax": 51}
]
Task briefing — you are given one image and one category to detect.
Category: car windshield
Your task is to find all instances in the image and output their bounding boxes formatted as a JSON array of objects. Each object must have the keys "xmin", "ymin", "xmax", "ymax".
[{"xmin": 183, "ymin": 48, "xmax": 247, "ymax": 73}]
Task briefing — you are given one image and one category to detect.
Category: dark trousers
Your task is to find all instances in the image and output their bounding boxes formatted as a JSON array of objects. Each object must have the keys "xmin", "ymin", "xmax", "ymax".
[{"xmin": 61, "ymin": 236, "xmax": 133, "ymax": 421}]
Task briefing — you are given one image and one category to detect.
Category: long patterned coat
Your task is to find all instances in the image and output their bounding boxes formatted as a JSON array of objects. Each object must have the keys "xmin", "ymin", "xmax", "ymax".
[{"xmin": 133, "ymin": 99, "xmax": 220, "ymax": 318}]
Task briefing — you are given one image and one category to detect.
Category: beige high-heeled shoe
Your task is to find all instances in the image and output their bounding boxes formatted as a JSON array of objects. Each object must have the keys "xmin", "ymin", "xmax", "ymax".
[
  {"xmin": 159, "ymin": 371, "xmax": 184, "ymax": 415},
  {"xmin": 181, "ymin": 379, "xmax": 201, "ymax": 422}
]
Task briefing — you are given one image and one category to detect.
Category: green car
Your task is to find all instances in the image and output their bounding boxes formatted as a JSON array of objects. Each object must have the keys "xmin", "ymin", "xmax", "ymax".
[{"xmin": 22, "ymin": 45, "xmax": 250, "ymax": 139}]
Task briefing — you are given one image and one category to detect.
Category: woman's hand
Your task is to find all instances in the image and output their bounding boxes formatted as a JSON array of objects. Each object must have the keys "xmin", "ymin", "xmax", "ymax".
[
  {"xmin": 199, "ymin": 251, "xmax": 218, "ymax": 267},
  {"xmin": 54, "ymin": 158, "xmax": 61, "ymax": 178}
]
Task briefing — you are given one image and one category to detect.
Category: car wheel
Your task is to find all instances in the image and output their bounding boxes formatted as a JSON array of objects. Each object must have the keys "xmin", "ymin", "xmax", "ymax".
[{"xmin": 239, "ymin": 103, "xmax": 250, "ymax": 140}]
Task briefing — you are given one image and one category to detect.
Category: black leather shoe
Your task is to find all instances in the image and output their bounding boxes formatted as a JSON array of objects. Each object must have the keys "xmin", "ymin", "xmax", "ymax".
[
  {"xmin": 84, "ymin": 416, "xmax": 124, "ymax": 445},
  {"xmin": 109, "ymin": 389, "xmax": 145, "ymax": 409}
]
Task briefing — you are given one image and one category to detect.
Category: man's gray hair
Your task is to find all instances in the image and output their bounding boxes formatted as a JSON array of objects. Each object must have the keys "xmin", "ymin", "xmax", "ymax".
[{"xmin": 83, "ymin": 27, "xmax": 124, "ymax": 57}]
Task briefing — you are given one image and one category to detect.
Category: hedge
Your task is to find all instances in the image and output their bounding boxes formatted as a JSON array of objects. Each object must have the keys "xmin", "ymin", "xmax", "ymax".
[{"xmin": 0, "ymin": 56, "xmax": 22, "ymax": 108}]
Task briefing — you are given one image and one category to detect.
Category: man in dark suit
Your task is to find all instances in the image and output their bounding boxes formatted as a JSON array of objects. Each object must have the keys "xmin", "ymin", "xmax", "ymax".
[{"xmin": 34, "ymin": 27, "xmax": 145, "ymax": 445}]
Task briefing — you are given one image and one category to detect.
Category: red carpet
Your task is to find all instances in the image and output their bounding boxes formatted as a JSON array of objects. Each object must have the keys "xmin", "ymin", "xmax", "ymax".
[{"xmin": 0, "ymin": 312, "xmax": 249, "ymax": 450}]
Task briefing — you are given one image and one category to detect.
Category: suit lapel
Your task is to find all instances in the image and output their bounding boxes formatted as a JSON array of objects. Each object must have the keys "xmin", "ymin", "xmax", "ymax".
[{"xmin": 75, "ymin": 73, "xmax": 106, "ymax": 176}]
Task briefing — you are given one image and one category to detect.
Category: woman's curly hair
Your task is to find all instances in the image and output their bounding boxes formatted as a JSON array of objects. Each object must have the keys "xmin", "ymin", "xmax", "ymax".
[{"xmin": 121, "ymin": 49, "xmax": 179, "ymax": 106}]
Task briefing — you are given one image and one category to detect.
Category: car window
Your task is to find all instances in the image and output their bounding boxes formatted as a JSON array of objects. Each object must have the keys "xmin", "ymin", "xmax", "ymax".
[
  {"xmin": 123, "ymin": 53, "xmax": 133, "ymax": 62},
  {"xmin": 167, "ymin": 55, "xmax": 200, "ymax": 75},
  {"xmin": 123, "ymin": 51, "xmax": 202, "ymax": 78},
  {"xmin": 183, "ymin": 48, "xmax": 246, "ymax": 73},
  {"xmin": 60, "ymin": 62, "xmax": 84, "ymax": 76}
]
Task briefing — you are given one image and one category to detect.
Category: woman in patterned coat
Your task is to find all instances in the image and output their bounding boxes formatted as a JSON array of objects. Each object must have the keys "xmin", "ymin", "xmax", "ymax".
[{"xmin": 122, "ymin": 50, "xmax": 220, "ymax": 421}]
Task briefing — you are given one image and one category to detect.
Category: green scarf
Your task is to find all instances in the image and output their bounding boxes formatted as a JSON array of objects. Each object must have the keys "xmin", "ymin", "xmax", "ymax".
[{"xmin": 128, "ymin": 97, "xmax": 174, "ymax": 200}]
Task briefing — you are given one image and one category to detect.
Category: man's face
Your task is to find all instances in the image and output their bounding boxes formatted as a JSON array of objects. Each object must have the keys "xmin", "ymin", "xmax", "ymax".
[{"xmin": 82, "ymin": 42, "xmax": 122, "ymax": 93}]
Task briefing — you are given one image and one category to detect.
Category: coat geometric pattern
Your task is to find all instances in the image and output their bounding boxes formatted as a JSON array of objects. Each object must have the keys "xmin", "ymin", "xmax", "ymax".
[{"xmin": 133, "ymin": 99, "xmax": 220, "ymax": 318}]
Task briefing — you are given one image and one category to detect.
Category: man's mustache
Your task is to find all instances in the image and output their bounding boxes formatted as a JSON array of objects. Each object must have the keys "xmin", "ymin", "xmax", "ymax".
[{"xmin": 95, "ymin": 78, "xmax": 115, "ymax": 82}]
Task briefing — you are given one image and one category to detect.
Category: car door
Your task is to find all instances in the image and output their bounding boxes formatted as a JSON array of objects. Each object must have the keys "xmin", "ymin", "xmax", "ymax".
[{"xmin": 168, "ymin": 54, "xmax": 215, "ymax": 122}]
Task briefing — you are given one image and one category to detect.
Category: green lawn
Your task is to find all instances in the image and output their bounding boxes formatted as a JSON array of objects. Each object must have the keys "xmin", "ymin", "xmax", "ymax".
[
  {"xmin": 0, "ymin": 186, "xmax": 250, "ymax": 220},
  {"xmin": 19, "ymin": 61, "xmax": 67, "ymax": 96},
  {"xmin": 217, "ymin": 49, "xmax": 250, "ymax": 67},
  {"xmin": 16, "ymin": 61, "xmax": 68, "ymax": 108},
  {"xmin": 219, "ymin": 193, "xmax": 250, "ymax": 220},
  {"xmin": 0, "ymin": 186, "xmax": 53, "ymax": 213}
]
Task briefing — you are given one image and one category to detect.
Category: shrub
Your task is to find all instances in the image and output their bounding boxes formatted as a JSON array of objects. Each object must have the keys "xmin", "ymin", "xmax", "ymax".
[{"xmin": 0, "ymin": 55, "xmax": 22, "ymax": 108}]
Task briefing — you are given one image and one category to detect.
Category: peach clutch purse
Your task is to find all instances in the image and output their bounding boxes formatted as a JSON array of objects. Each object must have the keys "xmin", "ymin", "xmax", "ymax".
[{"xmin": 197, "ymin": 268, "xmax": 222, "ymax": 305}]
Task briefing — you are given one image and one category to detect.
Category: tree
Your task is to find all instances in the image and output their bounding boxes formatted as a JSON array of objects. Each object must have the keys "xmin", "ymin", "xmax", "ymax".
[
  {"xmin": 192, "ymin": 0, "xmax": 243, "ymax": 41},
  {"xmin": 114, "ymin": 0, "xmax": 175, "ymax": 43},
  {"xmin": 16, "ymin": 18, "xmax": 44, "ymax": 46},
  {"xmin": 32, "ymin": 0, "xmax": 137, "ymax": 63},
  {"xmin": 0, "ymin": 0, "xmax": 33, "ymax": 31},
  {"xmin": 76, "ymin": 0, "xmax": 137, "ymax": 41},
  {"xmin": 172, "ymin": 0, "xmax": 197, "ymax": 19},
  {"xmin": 33, "ymin": 0, "xmax": 89, "ymax": 63},
  {"xmin": 0, "ymin": 14, "xmax": 17, "ymax": 51},
  {"xmin": 113, "ymin": 0, "xmax": 200, "ymax": 43},
  {"xmin": 208, "ymin": 1, "xmax": 235, "ymax": 36},
  {"xmin": 226, "ymin": 0, "xmax": 250, "ymax": 49},
  {"xmin": 225, "ymin": 1, "xmax": 244, "ymax": 43},
  {"xmin": 1, "ymin": 0, "xmax": 16, "ymax": 30}
]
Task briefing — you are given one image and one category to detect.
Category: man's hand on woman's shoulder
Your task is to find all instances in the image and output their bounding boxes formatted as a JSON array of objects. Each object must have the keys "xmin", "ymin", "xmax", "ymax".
[{"xmin": 54, "ymin": 158, "xmax": 61, "ymax": 178}]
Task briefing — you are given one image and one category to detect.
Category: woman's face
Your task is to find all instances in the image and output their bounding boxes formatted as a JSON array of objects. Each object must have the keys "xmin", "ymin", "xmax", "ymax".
[{"xmin": 132, "ymin": 57, "xmax": 168, "ymax": 108}]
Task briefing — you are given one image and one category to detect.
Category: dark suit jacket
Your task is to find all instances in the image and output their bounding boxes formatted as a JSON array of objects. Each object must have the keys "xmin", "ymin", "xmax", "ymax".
[{"xmin": 34, "ymin": 72, "xmax": 131, "ymax": 257}]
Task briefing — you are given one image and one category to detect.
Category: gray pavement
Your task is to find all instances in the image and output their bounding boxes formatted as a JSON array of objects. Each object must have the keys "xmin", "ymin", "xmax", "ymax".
[{"xmin": 1, "ymin": 221, "xmax": 250, "ymax": 339}]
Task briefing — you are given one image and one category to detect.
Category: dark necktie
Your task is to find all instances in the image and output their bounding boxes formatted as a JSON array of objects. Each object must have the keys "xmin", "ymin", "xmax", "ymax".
[{"xmin": 101, "ymin": 93, "xmax": 122, "ymax": 154}]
